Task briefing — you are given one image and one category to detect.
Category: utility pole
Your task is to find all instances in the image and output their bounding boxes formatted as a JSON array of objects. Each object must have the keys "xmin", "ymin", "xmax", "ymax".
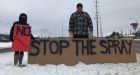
[
  {"xmin": 62, "ymin": 22, "xmax": 64, "ymax": 37},
  {"xmin": 95, "ymin": 0, "xmax": 99, "ymax": 37},
  {"xmin": 62, "ymin": 21, "xmax": 66, "ymax": 37},
  {"xmin": 95, "ymin": 0, "xmax": 103, "ymax": 37},
  {"xmin": 99, "ymin": 17, "xmax": 103, "ymax": 37}
]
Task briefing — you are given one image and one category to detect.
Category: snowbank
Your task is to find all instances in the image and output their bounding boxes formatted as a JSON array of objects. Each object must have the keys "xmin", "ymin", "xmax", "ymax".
[
  {"xmin": 0, "ymin": 42, "xmax": 12, "ymax": 49},
  {"xmin": 0, "ymin": 52, "xmax": 140, "ymax": 75}
]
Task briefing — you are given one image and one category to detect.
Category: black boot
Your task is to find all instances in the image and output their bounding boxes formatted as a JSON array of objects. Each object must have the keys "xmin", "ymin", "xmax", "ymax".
[
  {"xmin": 14, "ymin": 54, "xmax": 19, "ymax": 66},
  {"xmin": 19, "ymin": 54, "xmax": 24, "ymax": 67}
]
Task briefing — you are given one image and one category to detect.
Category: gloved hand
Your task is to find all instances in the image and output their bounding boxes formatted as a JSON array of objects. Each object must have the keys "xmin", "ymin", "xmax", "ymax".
[
  {"xmin": 69, "ymin": 32, "xmax": 73, "ymax": 38},
  {"xmin": 89, "ymin": 32, "xmax": 94, "ymax": 38}
]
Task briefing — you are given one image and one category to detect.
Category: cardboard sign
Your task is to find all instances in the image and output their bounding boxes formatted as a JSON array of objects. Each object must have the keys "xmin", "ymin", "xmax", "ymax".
[
  {"xmin": 28, "ymin": 38, "xmax": 136, "ymax": 66},
  {"xmin": 12, "ymin": 24, "xmax": 31, "ymax": 52}
]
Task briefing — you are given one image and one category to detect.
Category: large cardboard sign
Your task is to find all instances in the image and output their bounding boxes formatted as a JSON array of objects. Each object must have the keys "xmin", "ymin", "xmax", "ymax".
[
  {"xmin": 12, "ymin": 24, "xmax": 31, "ymax": 52},
  {"xmin": 28, "ymin": 38, "xmax": 136, "ymax": 66}
]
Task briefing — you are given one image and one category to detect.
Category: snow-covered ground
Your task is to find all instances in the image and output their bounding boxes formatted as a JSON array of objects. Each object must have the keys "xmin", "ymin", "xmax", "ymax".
[
  {"xmin": 0, "ymin": 52, "xmax": 140, "ymax": 75},
  {"xmin": 0, "ymin": 42, "xmax": 12, "ymax": 49}
]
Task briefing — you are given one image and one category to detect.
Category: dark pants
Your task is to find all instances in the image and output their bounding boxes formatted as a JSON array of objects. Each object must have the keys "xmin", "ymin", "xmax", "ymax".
[
  {"xmin": 15, "ymin": 51, "xmax": 24, "ymax": 55},
  {"xmin": 14, "ymin": 51, "xmax": 24, "ymax": 65},
  {"xmin": 73, "ymin": 35, "xmax": 89, "ymax": 38}
]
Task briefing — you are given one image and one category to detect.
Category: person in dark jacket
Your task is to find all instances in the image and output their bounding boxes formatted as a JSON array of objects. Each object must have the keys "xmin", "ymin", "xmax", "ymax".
[
  {"xmin": 69, "ymin": 3, "xmax": 93, "ymax": 38},
  {"xmin": 10, "ymin": 13, "xmax": 35, "ymax": 67}
]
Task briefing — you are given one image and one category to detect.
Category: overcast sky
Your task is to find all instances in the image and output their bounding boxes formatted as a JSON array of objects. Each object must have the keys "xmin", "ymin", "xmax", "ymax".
[{"xmin": 0, "ymin": 0, "xmax": 140, "ymax": 37}]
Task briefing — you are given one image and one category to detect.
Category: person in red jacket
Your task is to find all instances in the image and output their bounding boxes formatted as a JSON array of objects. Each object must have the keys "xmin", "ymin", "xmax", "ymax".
[{"xmin": 10, "ymin": 13, "xmax": 35, "ymax": 67}]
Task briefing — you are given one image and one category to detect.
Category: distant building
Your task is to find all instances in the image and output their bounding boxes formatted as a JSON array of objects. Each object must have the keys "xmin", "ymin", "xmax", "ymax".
[
  {"xmin": 123, "ymin": 34, "xmax": 135, "ymax": 38},
  {"xmin": 106, "ymin": 32, "xmax": 135, "ymax": 39}
]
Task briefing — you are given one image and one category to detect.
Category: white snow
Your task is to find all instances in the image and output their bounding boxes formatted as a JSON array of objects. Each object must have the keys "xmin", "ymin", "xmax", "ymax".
[
  {"xmin": 0, "ymin": 52, "xmax": 140, "ymax": 75},
  {"xmin": 0, "ymin": 42, "xmax": 12, "ymax": 49}
]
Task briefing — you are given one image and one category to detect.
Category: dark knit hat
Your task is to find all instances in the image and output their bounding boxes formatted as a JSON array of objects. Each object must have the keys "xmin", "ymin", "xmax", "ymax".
[
  {"xmin": 19, "ymin": 13, "xmax": 27, "ymax": 23},
  {"xmin": 77, "ymin": 3, "xmax": 83, "ymax": 8}
]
